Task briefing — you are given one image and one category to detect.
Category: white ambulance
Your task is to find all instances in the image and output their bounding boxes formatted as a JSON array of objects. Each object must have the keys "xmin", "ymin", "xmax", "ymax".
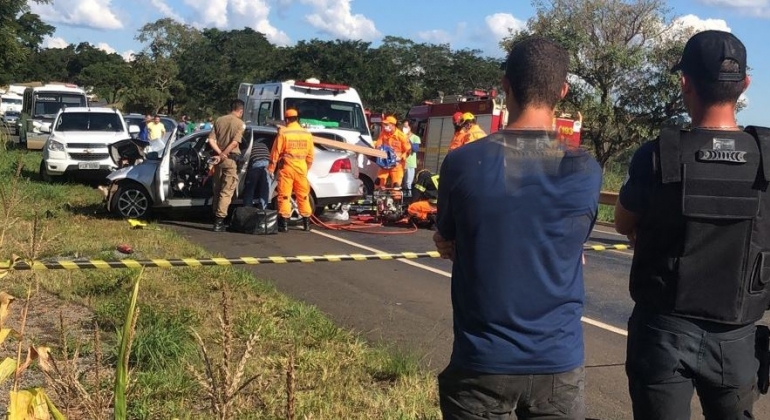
[{"xmin": 238, "ymin": 78, "xmax": 379, "ymax": 195}]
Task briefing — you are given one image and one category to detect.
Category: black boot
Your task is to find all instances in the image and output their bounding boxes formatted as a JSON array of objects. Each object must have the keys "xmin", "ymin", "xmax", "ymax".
[
  {"xmin": 302, "ymin": 217, "xmax": 311, "ymax": 231},
  {"xmin": 277, "ymin": 216, "xmax": 288, "ymax": 232},
  {"xmin": 212, "ymin": 218, "xmax": 226, "ymax": 232}
]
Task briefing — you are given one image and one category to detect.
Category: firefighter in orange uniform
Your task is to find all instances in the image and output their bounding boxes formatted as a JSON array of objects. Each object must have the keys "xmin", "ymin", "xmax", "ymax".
[
  {"xmin": 268, "ymin": 108, "xmax": 315, "ymax": 232},
  {"xmin": 447, "ymin": 111, "xmax": 467, "ymax": 152},
  {"xmin": 374, "ymin": 115, "xmax": 411, "ymax": 189},
  {"xmin": 457, "ymin": 112, "xmax": 487, "ymax": 147}
]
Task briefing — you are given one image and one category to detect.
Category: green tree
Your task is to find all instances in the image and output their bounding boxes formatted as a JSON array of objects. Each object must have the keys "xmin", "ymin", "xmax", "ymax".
[
  {"xmin": 131, "ymin": 18, "xmax": 197, "ymax": 114},
  {"xmin": 79, "ymin": 58, "xmax": 133, "ymax": 104},
  {"xmin": 500, "ymin": 0, "xmax": 698, "ymax": 168},
  {"xmin": 177, "ymin": 27, "xmax": 277, "ymax": 117},
  {"xmin": 20, "ymin": 44, "xmax": 76, "ymax": 82},
  {"xmin": 0, "ymin": 0, "xmax": 54, "ymax": 84},
  {"xmin": 124, "ymin": 52, "xmax": 181, "ymax": 114}
]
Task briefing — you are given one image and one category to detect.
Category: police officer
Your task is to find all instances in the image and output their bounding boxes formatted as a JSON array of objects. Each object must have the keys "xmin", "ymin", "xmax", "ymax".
[
  {"xmin": 208, "ymin": 99, "xmax": 246, "ymax": 232},
  {"xmin": 615, "ymin": 30, "xmax": 769, "ymax": 419}
]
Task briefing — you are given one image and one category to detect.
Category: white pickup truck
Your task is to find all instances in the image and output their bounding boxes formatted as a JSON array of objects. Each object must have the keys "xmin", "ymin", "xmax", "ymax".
[{"xmin": 40, "ymin": 107, "xmax": 140, "ymax": 182}]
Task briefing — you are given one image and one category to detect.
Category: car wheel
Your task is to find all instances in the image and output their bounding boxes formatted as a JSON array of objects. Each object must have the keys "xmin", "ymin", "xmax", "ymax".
[
  {"xmin": 112, "ymin": 182, "xmax": 152, "ymax": 219},
  {"xmin": 39, "ymin": 160, "xmax": 59, "ymax": 183},
  {"xmin": 360, "ymin": 175, "xmax": 374, "ymax": 198}
]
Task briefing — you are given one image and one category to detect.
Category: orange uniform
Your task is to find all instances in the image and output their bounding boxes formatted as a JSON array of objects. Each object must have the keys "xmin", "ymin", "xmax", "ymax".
[
  {"xmin": 374, "ymin": 127, "xmax": 411, "ymax": 188},
  {"xmin": 268, "ymin": 121, "xmax": 315, "ymax": 218},
  {"xmin": 448, "ymin": 128, "xmax": 467, "ymax": 152},
  {"xmin": 463, "ymin": 124, "xmax": 487, "ymax": 145}
]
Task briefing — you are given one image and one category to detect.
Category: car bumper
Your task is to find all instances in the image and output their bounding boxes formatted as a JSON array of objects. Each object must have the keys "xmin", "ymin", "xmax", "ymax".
[
  {"xmin": 312, "ymin": 173, "xmax": 363, "ymax": 206},
  {"xmin": 43, "ymin": 157, "xmax": 115, "ymax": 178}
]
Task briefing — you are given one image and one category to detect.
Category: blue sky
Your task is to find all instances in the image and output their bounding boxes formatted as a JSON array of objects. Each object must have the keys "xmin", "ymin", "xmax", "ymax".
[{"xmin": 31, "ymin": 0, "xmax": 769, "ymax": 126}]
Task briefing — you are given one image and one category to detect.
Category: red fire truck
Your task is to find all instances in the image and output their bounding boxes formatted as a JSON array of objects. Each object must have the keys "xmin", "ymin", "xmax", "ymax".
[{"xmin": 406, "ymin": 89, "xmax": 508, "ymax": 174}]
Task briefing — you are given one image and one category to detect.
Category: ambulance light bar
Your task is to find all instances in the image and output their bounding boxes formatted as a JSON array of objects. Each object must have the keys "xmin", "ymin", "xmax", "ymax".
[{"xmin": 292, "ymin": 80, "xmax": 349, "ymax": 92}]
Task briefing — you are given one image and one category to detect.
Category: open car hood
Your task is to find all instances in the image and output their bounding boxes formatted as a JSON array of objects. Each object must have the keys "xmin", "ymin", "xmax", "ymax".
[{"xmin": 108, "ymin": 138, "xmax": 149, "ymax": 168}]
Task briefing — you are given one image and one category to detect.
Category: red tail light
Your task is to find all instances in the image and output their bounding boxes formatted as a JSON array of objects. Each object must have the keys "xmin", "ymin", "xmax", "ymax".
[{"xmin": 330, "ymin": 158, "xmax": 352, "ymax": 173}]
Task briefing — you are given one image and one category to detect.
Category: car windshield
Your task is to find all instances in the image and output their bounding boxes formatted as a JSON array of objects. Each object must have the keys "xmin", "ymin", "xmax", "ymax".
[
  {"xmin": 284, "ymin": 98, "xmax": 370, "ymax": 136},
  {"xmin": 124, "ymin": 116, "xmax": 176, "ymax": 133},
  {"xmin": 4, "ymin": 111, "xmax": 20, "ymax": 117},
  {"xmin": 33, "ymin": 93, "xmax": 87, "ymax": 119},
  {"xmin": 2, "ymin": 98, "xmax": 21, "ymax": 105},
  {"xmin": 54, "ymin": 112, "xmax": 124, "ymax": 132}
]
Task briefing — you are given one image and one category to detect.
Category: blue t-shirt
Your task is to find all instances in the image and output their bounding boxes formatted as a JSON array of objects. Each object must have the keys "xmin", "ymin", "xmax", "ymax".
[
  {"xmin": 138, "ymin": 121, "xmax": 149, "ymax": 141},
  {"xmin": 437, "ymin": 130, "xmax": 602, "ymax": 374}
]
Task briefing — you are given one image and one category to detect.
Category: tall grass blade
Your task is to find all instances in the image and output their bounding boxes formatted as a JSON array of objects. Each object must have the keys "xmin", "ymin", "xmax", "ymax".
[{"xmin": 114, "ymin": 272, "xmax": 142, "ymax": 420}]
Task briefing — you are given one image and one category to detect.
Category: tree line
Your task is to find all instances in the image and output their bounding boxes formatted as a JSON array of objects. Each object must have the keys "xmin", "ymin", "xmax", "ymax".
[{"xmin": 1, "ymin": 0, "xmax": 726, "ymax": 168}]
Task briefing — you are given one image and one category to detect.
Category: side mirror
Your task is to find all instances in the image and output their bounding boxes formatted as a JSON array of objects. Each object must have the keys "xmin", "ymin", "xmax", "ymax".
[
  {"xmin": 40, "ymin": 125, "xmax": 51, "ymax": 134},
  {"xmin": 128, "ymin": 124, "xmax": 140, "ymax": 134}
]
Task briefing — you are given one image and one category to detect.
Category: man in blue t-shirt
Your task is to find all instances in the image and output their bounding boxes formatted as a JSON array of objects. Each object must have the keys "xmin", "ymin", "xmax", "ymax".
[
  {"xmin": 433, "ymin": 37, "xmax": 602, "ymax": 419},
  {"xmin": 137, "ymin": 114, "xmax": 151, "ymax": 142}
]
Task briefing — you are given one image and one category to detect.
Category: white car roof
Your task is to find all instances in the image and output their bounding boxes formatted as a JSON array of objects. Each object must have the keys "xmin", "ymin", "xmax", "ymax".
[{"xmin": 60, "ymin": 107, "xmax": 121, "ymax": 114}]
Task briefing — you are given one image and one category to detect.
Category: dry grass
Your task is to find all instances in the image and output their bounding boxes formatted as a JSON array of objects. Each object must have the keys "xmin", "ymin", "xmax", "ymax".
[{"xmin": 0, "ymin": 147, "xmax": 440, "ymax": 418}]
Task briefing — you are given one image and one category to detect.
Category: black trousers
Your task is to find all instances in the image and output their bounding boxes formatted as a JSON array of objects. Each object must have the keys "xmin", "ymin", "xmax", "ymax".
[
  {"xmin": 438, "ymin": 364, "xmax": 585, "ymax": 419},
  {"xmin": 626, "ymin": 307, "xmax": 759, "ymax": 420}
]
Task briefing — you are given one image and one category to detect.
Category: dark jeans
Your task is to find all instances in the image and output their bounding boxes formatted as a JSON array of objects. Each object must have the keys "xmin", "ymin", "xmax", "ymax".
[
  {"xmin": 626, "ymin": 307, "xmax": 759, "ymax": 420},
  {"xmin": 242, "ymin": 161, "xmax": 270, "ymax": 209},
  {"xmin": 438, "ymin": 364, "xmax": 585, "ymax": 419}
]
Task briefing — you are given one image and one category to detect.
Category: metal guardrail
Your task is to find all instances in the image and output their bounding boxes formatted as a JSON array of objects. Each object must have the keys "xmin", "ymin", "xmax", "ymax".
[{"xmin": 599, "ymin": 191, "xmax": 618, "ymax": 206}]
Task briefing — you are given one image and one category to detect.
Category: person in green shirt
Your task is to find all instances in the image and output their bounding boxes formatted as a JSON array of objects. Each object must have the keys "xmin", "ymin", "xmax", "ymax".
[{"xmin": 402, "ymin": 120, "xmax": 421, "ymax": 197}]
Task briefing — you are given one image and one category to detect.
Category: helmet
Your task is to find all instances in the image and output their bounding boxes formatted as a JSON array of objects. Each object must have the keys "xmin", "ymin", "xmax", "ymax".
[
  {"xmin": 460, "ymin": 112, "xmax": 475, "ymax": 123},
  {"xmin": 452, "ymin": 112, "xmax": 463, "ymax": 124},
  {"xmin": 285, "ymin": 108, "xmax": 298, "ymax": 118},
  {"xmin": 382, "ymin": 115, "xmax": 398, "ymax": 125}
]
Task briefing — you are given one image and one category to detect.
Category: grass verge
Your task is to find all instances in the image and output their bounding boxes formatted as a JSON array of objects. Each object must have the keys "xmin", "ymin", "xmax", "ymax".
[{"xmin": 0, "ymin": 146, "xmax": 440, "ymax": 419}]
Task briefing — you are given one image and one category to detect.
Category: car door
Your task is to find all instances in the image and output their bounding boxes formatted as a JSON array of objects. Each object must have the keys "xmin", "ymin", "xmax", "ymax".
[
  {"xmin": 236, "ymin": 129, "xmax": 254, "ymax": 198},
  {"xmin": 154, "ymin": 126, "xmax": 178, "ymax": 204}
]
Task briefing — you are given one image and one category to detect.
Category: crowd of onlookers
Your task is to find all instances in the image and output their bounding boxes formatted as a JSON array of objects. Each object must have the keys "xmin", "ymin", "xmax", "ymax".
[{"xmin": 175, "ymin": 114, "xmax": 214, "ymax": 138}]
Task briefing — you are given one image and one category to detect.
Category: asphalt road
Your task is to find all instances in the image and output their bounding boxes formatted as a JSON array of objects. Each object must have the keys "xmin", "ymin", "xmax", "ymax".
[{"xmin": 161, "ymin": 214, "xmax": 770, "ymax": 420}]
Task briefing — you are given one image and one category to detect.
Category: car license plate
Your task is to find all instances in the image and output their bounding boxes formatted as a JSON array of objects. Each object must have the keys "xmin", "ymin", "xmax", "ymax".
[{"xmin": 78, "ymin": 162, "xmax": 100, "ymax": 170}]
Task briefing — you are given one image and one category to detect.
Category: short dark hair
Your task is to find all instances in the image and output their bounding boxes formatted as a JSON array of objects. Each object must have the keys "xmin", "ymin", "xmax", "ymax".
[
  {"xmin": 286, "ymin": 116, "xmax": 298, "ymax": 123},
  {"xmin": 231, "ymin": 99, "xmax": 245, "ymax": 112},
  {"xmin": 503, "ymin": 37, "xmax": 569, "ymax": 109},
  {"xmin": 687, "ymin": 59, "xmax": 745, "ymax": 106}
]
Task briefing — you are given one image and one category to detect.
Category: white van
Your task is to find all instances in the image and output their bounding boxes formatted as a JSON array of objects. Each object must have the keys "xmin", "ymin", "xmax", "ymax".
[{"xmin": 238, "ymin": 78, "xmax": 379, "ymax": 195}]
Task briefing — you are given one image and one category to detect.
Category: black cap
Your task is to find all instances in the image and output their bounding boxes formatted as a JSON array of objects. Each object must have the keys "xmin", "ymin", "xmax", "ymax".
[{"xmin": 670, "ymin": 30, "xmax": 746, "ymax": 82}]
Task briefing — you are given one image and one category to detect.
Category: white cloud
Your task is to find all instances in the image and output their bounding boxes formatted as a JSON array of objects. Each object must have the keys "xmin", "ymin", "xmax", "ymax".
[
  {"xmin": 149, "ymin": 0, "xmax": 186, "ymax": 22},
  {"xmin": 485, "ymin": 13, "xmax": 526, "ymax": 43},
  {"xmin": 670, "ymin": 14, "xmax": 731, "ymax": 34},
  {"xmin": 301, "ymin": 0, "xmax": 380, "ymax": 41},
  {"xmin": 42, "ymin": 36, "xmax": 69, "ymax": 49},
  {"xmin": 96, "ymin": 42, "xmax": 116, "ymax": 54},
  {"xmin": 417, "ymin": 30, "xmax": 452, "ymax": 45},
  {"xmin": 30, "ymin": 0, "xmax": 123, "ymax": 30},
  {"xmin": 184, "ymin": 0, "xmax": 291, "ymax": 45},
  {"xmin": 699, "ymin": 0, "xmax": 770, "ymax": 17},
  {"xmin": 121, "ymin": 50, "xmax": 137, "ymax": 62}
]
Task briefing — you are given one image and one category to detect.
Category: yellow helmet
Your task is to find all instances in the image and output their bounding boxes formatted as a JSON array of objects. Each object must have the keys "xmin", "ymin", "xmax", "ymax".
[{"xmin": 460, "ymin": 112, "xmax": 475, "ymax": 122}]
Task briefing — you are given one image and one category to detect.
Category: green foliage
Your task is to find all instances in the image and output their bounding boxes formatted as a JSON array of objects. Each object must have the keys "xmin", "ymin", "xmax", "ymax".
[
  {"xmin": 500, "ymin": 0, "xmax": 703, "ymax": 168},
  {"xmin": 0, "ymin": 0, "xmax": 54, "ymax": 84}
]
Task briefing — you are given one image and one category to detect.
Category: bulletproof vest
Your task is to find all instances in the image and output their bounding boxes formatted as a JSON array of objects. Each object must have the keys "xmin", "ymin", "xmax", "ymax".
[{"xmin": 630, "ymin": 126, "xmax": 770, "ymax": 324}]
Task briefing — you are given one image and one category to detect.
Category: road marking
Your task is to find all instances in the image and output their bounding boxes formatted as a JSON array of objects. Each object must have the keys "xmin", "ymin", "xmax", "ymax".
[
  {"xmin": 581, "ymin": 317, "xmax": 628, "ymax": 336},
  {"xmin": 311, "ymin": 230, "xmax": 452, "ymax": 277},
  {"xmin": 311, "ymin": 230, "xmax": 630, "ymax": 338}
]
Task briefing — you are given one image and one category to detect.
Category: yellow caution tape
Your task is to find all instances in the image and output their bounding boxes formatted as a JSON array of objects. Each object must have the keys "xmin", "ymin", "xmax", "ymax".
[{"xmin": 0, "ymin": 244, "xmax": 631, "ymax": 273}]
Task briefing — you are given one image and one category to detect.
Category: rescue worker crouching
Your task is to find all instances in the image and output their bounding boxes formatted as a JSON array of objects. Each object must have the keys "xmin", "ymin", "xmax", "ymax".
[
  {"xmin": 374, "ymin": 115, "xmax": 411, "ymax": 189},
  {"xmin": 268, "ymin": 108, "xmax": 314, "ymax": 232},
  {"xmin": 208, "ymin": 99, "xmax": 246, "ymax": 232}
]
